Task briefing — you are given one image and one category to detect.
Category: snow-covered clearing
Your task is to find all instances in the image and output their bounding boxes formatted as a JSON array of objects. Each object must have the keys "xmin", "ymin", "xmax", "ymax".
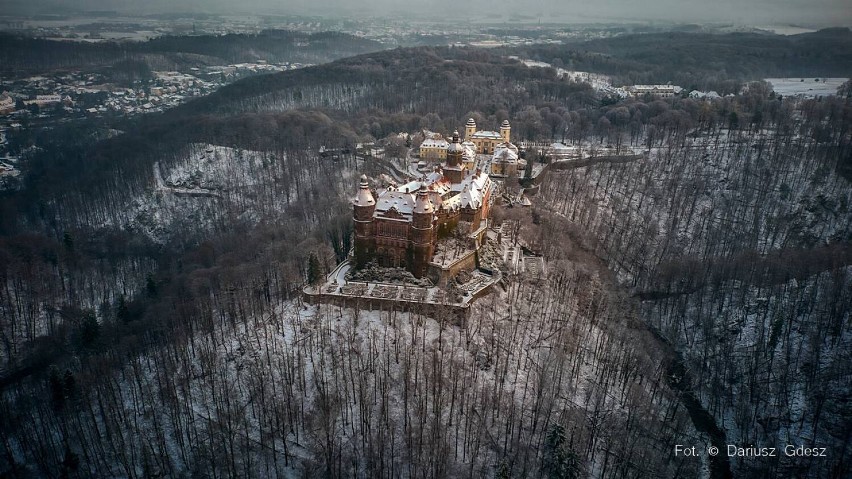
[{"xmin": 765, "ymin": 77, "xmax": 847, "ymax": 98}]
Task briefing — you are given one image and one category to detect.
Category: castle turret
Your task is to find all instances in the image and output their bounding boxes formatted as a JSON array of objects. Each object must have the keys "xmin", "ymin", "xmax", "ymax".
[
  {"xmin": 500, "ymin": 119, "xmax": 511, "ymax": 143},
  {"xmin": 353, "ymin": 175, "xmax": 376, "ymax": 267},
  {"xmin": 411, "ymin": 190, "xmax": 435, "ymax": 278},
  {"xmin": 465, "ymin": 118, "xmax": 477, "ymax": 140},
  {"xmin": 445, "ymin": 131, "xmax": 465, "ymax": 184}
]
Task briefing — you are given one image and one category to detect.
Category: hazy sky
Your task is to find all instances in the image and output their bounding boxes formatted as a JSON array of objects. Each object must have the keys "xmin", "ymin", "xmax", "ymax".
[{"xmin": 7, "ymin": 0, "xmax": 852, "ymax": 26}]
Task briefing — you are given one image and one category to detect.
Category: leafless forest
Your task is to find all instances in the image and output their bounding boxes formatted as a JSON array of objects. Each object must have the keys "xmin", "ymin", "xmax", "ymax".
[
  {"xmin": 539, "ymin": 93, "xmax": 851, "ymax": 477},
  {"xmin": 0, "ymin": 34, "xmax": 850, "ymax": 478}
]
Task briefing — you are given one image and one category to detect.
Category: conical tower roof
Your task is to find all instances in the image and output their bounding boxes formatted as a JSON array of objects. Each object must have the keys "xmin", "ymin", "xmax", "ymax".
[
  {"xmin": 413, "ymin": 190, "xmax": 434, "ymax": 214},
  {"xmin": 353, "ymin": 174, "xmax": 375, "ymax": 206}
]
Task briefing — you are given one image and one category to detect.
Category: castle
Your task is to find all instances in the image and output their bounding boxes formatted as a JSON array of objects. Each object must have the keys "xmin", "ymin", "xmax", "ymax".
[
  {"xmin": 466, "ymin": 119, "xmax": 522, "ymax": 177},
  {"xmin": 354, "ymin": 131, "xmax": 494, "ymax": 279},
  {"xmin": 465, "ymin": 118, "xmax": 511, "ymax": 154},
  {"xmin": 419, "ymin": 118, "xmax": 522, "ymax": 177}
]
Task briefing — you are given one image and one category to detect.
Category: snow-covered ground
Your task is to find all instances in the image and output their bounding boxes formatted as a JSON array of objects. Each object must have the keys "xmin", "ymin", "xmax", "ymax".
[
  {"xmin": 642, "ymin": 267, "xmax": 851, "ymax": 476},
  {"xmin": 102, "ymin": 143, "xmax": 356, "ymax": 243},
  {"xmin": 765, "ymin": 77, "xmax": 847, "ymax": 97},
  {"xmin": 545, "ymin": 131, "xmax": 851, "ymax": 285},
  {"xmin": 509, "ymin": 56, "xmax": 629, "ymax": 98},
  {"xmin": 557, "ymin": 70, "xmax": 628, "ymax": 97},
  {"xmin": 756, "ymin": 25, "xmax": 819, "ymax": 35},
  {"xmin": 540, "ymin": 124, "xmax": 852, "ymax": 477},
  {"xmin": 6, "ymin": 262, "xmax": 701, "ymax": 477},
  {"xmin": 0, "ymin": 256, "xmax": 157, "ymax": 371}
]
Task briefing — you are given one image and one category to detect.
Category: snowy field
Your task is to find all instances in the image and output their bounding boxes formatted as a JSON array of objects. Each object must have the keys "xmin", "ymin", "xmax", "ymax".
[
  {"xmin": 765, "ymin": 77, "xmax": 847, "ymax": 97},
  {"xmin": 755, "ymin": 25, "xmax": 818, "ymax": 35}
]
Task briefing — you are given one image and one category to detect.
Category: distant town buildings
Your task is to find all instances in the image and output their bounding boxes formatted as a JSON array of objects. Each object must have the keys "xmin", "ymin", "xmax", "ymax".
[
  {"xmin": 514, "ymin": 58, "xmax": 690, "ymax": 101},
  {"xmin": 0, "ymin": 61, "xmax": 307, "ymax": 121}
]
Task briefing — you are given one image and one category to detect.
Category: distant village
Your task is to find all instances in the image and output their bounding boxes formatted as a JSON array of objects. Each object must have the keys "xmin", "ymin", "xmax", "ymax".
[
  {"xmin": 0, "ymin": 61, "xmax": 307, "ymax": 121},
  {"xmin": 0, "ymin": 60, "xmax": 309, "ymax": 181}
]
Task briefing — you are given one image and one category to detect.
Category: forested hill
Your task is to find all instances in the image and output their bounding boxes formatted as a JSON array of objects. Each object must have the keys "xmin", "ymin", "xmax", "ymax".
[
  {"xmin": 167, "ymin": 46, "xmax": 595, "ymax": 118},
  {"xmin": 0, "ymin": 30, "xmax": 384, "ymax": 76},
  {"xmin": 504, "ymin": 27, "xmax": 852, "ymax": 91},
  {"xmin": 168, "ymin": 29, "xmax": 852, "ymax": 120}
]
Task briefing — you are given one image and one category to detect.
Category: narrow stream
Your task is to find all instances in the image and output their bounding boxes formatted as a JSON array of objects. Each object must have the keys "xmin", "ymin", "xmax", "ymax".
[{"xmin": 647, "ymin": 326, "xmax": 733, "ymax": 479}]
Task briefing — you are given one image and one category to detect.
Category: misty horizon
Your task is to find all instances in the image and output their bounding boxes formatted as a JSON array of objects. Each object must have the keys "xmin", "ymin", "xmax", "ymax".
[{"xmin": 3, "ymin": 0, "xmax": 852, "ymax": 28}]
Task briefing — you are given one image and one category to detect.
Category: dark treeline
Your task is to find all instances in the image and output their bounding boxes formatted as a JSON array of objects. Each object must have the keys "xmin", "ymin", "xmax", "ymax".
[
  {"xmin": 0, "ymin": 30, "xmax": 383, "ymax": 77},
  {"xmin": 171, "ymin": 46, "xmax": 598, "ymax": 118},
  {"xmin": 162, "ymin": 45, "xmax": 852, "ymax": 178},
  {"xmin": 3, "ymin": 43, "xmax": 849, "ymax": 251},
  {"xmin": 141, "ymin": 30, "xmax": 382, "ymax": 65},
  {"xmin": 1, "ymin": 93, "xmax": 362, "ymax": 377},
  {"xmin": 505, "ymin": 27, "xmax": 852, "ymax": 94}
]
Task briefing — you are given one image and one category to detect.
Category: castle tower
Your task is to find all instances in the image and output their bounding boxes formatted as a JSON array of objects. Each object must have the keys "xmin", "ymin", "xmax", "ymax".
[
  {"xmin": 465, "ymin": 118, "xmax": 477, "ymax": 140},
  {"xmin": 447, "ymin": 131, "xmax": 463, "ymax": 167},
  {"xmin": 411, "ymin": 190, "xmax": 435, "ymax": 278},
  {"xmin": 500, "ymin": 119, "xmax": 511, "ymax": 143},
  {"xmin": 445, "ymin": 130, "xmax": 465, "ymax": 184},
  {"xmin": 352, "ymin": 175, "xmax": 376, "ymax": 267}
]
